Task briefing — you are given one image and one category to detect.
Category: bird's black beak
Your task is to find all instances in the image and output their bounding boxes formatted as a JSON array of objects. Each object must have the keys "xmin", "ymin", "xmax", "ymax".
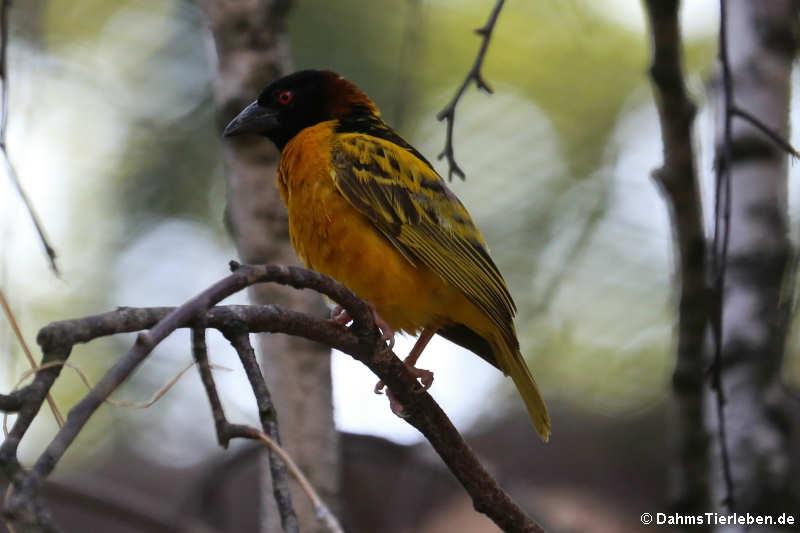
[{"xmin": 223, "ymin": 100, "xmax": 279, "ymax": 137}]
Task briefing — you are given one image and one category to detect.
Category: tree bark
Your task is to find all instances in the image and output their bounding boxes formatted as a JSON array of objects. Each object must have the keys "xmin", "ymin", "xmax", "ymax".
[
  {"xmin": 710, "ymin": 1, "xmax": 797, "ymax": 528},
  {"xmin": 200, "ymin": 2, "xmax": 339, "ymax": 532}
]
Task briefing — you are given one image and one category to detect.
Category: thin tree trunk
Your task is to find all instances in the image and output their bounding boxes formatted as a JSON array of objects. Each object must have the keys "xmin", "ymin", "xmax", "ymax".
[
  {"xmin": 710, "ymin": 1, "xmax": 797, "ymax": 529},
  {"xmin": 200, "ymin": 2, "xmax": 339, "ymax": 532},
  {"xmin": 644, "ymin": 0, "xmax": 711, "ymax": 522}
]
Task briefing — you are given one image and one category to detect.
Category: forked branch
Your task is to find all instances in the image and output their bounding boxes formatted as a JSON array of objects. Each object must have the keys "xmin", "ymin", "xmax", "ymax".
[{"xmin": 1, "ymin": 263, "xmax": 545, "ymax": 533}]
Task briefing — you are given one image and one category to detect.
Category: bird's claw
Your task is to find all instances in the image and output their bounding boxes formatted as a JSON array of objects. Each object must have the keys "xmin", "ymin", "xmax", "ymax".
[
  {"xmin": 414, "ymin": 368, "xmax": 434, "ymax": 390},
  {"xmin": 329, "ymin": 304, "xmax": 395, "ymax": 349},
  {"xmin": 374, "ymin": 366, "xmax": 434, "ymax": 396},
  {"xmin": 330, "ymin": 305, "xmax": 351, "ymax": 325}
]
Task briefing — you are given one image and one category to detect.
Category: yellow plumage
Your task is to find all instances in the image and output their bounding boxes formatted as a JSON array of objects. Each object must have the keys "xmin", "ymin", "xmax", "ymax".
[{"xmin": 278, "ymin": 121, "xmax": 550, "ymax": 441}]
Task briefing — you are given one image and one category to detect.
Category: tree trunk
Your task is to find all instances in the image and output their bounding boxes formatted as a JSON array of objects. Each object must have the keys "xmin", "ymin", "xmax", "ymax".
[
  {"xmin": 710, "ymin": 1, "xmax": 797, "ymax": 528},
  {"xmin": 200, "ymin": 2, "xmax": 339, "ymax": 532},
  {"xmin": 643, "ymin": 0, "xmax": 711, "ymax": 522}
]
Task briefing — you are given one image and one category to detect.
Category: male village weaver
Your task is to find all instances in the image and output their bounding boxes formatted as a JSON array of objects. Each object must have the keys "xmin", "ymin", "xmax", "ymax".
[{"xmin": 224, "ymin": 69, "xmax": 550, "ymax": 441}]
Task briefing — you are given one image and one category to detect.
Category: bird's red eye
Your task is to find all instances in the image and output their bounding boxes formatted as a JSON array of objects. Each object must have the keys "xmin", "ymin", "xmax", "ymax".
[{"xmin": 277, "ymin": 90, "xmax": 293, "ymax": 105}]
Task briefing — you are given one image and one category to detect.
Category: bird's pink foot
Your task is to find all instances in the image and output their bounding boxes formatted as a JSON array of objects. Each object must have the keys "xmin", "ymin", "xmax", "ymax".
[
  {"xmin": 374, "ymin": 325, "xmax": 437, "ymax": 417},
  {"xmin": 378, "ymin": 365, "xmax": 435, "ymax": 417},
  {"xmin": 330, "ymin": 305, "xmax": 351, "ymax": 325},
  {"xmin": 375, "ymin": 364, "xmax": 434, "ymax": 394},
  {"xmin": 329, "ymin": 304, "xmax": 395, "ymax": 348}
]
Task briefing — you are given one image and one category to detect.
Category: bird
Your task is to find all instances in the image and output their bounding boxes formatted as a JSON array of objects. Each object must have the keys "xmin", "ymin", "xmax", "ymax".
[{"xmin": 223, "ymin": 69, "xmax": 550, "ymax": 441}]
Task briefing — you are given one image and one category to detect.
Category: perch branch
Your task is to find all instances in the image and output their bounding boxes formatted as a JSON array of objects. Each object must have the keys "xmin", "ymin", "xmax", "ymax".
[
  {"xmin": 2, "ymin": 264, "xmax": 545, "ymax": 533},
  {"xmin": 436, "ymin": 0, "xmax": 505, "ymax": 180}
]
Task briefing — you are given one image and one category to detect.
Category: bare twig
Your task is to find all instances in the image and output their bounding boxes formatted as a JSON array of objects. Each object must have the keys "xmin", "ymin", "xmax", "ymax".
[
  {"xmin": 191, "ymin": 326, "xmax": 301, "ymax": 533},
  {"xmin": 109, "ymin": 359, "xmax": 230, "ymax": 409},
  {"xmin": 192, "ymin": 327, "xmax": 230, "ymax": 443},
  {"xmin": 0, "ymin": 0, "xmax": 58, "ymax": 275},
  {"xmin": 248, "ymin": 429, "xmax": 343, "ymax": 533},
  {"xmin": 435, "ymin": 0, "xmax": 505, "ymax": 180},
  {"xmin": 711, "ymin": 0, "xmax": 735, "ymax": 511},
  {"xmin": 223, "ymin": 328, "xmax": 298, "ymax": 533},
  {"xmin": 0, "ymin": 288, "xmax": 64, "ymax": 427},
  {"xmin": 730, "ymin": 105, "xmax": 800, "ymax": 157}
]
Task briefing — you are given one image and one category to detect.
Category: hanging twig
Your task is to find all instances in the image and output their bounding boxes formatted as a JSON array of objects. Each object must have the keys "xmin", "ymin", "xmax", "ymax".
[
  {"xmin": 730, "ymin": 105, "xmax": 800, "ymax": 157},
  {"xmin": 436, "ymin": 0, "xmax": 505, "ymax": 180},
  {"xmin": 249, "ymin": 429, "xmax": 343, "ymax": 533},
  {"xmin": 0, "ymin": 0, "xmax": 58, "ymax": 275},
  {"xmin": 222, "ymin": 328, "xmax": 298, "ymax": 533},
  {"xmin": 192, "ymin": 326, "xmax": 301, "ymax": 533},
  {"xmin": 191, "ymin": 330, "xmax": 341, "ymax": 533}
]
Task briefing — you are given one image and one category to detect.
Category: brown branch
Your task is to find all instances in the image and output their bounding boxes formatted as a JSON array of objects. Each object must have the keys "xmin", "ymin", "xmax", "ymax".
[
  {"xmin": 0, "ymin": 0, "xmax": 58, "ymax": 275},
  {"xmin": 435, "ymin": 0, "xmax": 505, "ymax": 181},
  {"xmin": 221, "ymin": 327, "xmax": 298, "ymax": 533},
  {"xmin": 1, "ymin": 264, "xmax": 545, "ymax": 533},
  {"xmin": 247, "ymin": 429, "xmax": 344, "ymax": 533},
  {"xmin": 191, "ymin": 327, "xmax": 230, "ymax": 445},
  {"xmin": 0, "ymin": 391, "xmax": 23, "ymax": 412},
  {"xmin": 643, "ymin": 0, "xmax": 710, "ymax": 516},
  {"xmin": 191, "ymin": 324, "xmax": 301, "ymax": 533}
]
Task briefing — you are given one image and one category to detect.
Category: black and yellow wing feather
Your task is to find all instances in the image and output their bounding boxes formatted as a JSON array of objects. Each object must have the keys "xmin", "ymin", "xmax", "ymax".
[{"xmin": 330, "ymin": 132, "xmax": 517, "ymax": 349}]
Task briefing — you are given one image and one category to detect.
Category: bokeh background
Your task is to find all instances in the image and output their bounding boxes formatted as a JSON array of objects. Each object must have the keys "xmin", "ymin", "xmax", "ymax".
[{"xmin": 2, "ymin": 1, "xmax": 799, "ymax": 532}]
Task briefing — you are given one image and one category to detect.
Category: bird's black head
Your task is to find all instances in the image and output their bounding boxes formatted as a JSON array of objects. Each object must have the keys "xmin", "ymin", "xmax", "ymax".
[{"xmin": 223, "ymin": 69, "xmax": 378, "ymax": 150}]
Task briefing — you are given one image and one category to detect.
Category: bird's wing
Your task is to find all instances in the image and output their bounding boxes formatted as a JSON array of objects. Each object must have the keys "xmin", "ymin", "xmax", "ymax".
[{"xmin": 330, "ymin": 132, "xmax": 516, "ymax": 336}]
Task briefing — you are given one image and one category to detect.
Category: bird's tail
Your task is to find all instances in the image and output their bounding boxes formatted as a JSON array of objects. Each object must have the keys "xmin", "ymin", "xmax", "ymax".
[{"xmin": 491, "ymin": 334, "xmax": 551, "ymax": 442}]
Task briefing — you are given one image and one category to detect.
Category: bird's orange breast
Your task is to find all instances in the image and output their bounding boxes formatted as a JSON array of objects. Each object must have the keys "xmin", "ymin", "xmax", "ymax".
[{"xmin": 277, "ymin": 122, "xmax": 475, "ymax": 334}]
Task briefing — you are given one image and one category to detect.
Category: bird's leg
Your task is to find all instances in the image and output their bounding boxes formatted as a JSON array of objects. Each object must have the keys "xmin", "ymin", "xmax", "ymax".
[
  {"xmin": 329, "ymin": 303, "xmax": 395, "ymax": 348},
  {"xmin": 399, "ymin": 326, "xmax": 437, "ymax": 389},
  {"xmin": 375, "ymin": 325, "xmax": 438, "ymax": 417}
]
